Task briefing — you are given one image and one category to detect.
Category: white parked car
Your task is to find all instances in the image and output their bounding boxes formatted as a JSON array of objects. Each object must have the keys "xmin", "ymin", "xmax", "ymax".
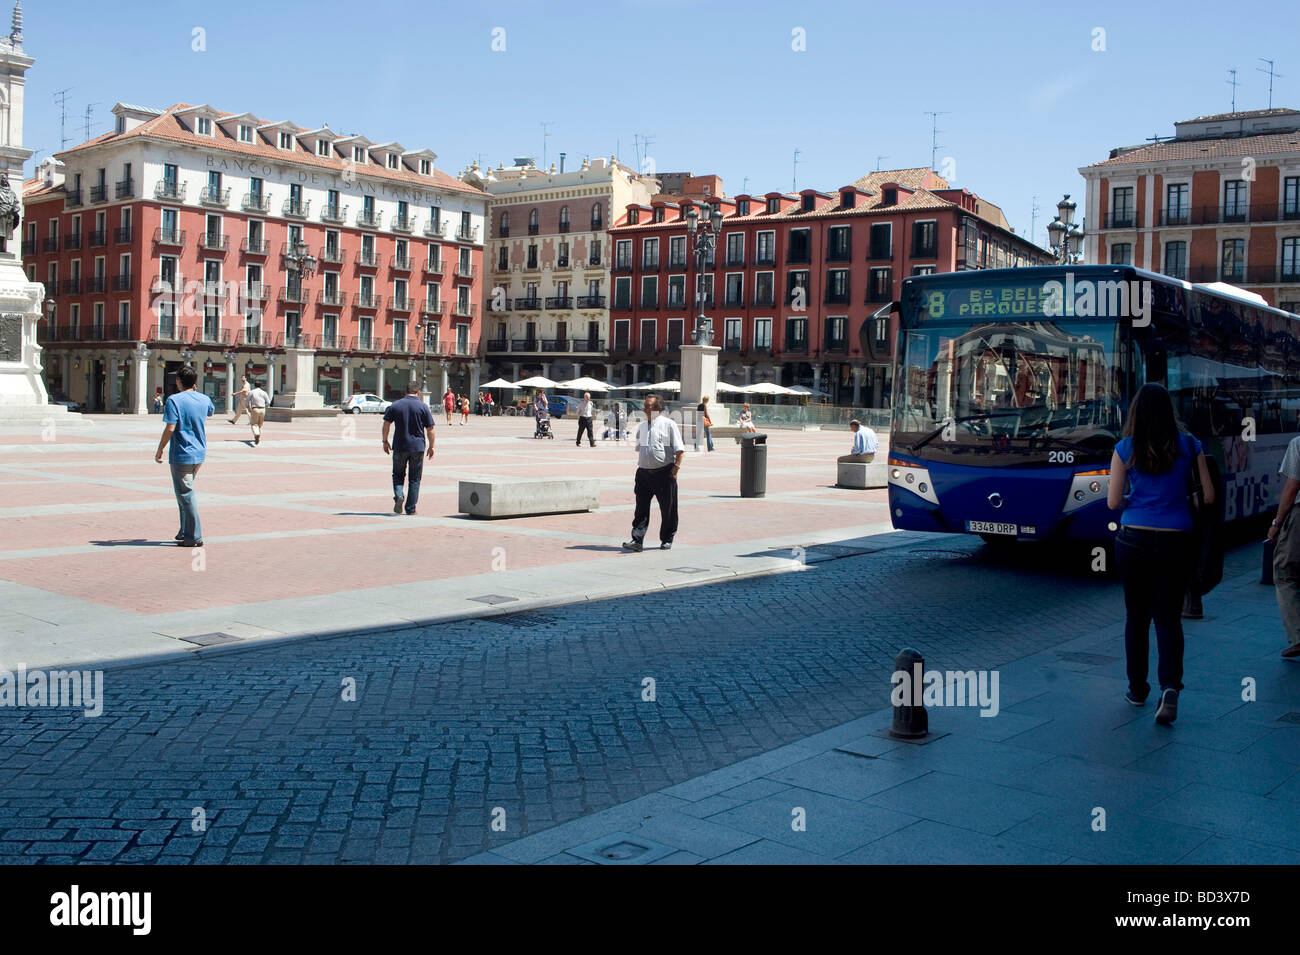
[
  {"xmin": 343, "ymin": 393, "xmax": 391, "ymax": 414},
  {"xmin": 51, "ymin": 399, "xmax": 81, "ymax": 413}
]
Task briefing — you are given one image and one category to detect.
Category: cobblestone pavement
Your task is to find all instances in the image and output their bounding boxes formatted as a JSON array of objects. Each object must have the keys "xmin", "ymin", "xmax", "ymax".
[{"xmin": 0, "ymin": 532, "xmax": 1164, "ymax": 865}]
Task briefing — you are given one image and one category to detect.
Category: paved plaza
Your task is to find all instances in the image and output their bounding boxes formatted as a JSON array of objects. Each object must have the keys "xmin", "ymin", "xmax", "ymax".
[{"xmin": 0, "ymin": 411, "xmax": 1297, "ymax": 865}]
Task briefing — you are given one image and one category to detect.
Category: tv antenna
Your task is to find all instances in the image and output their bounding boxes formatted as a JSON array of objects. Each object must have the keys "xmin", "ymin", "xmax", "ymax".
[
  {"xmin": 1029, "ymin": 195, "xmax": 1040, "ymax": 247},
  {"xmin": 53, "ymin": 88, "xmax": 71, "ymax": 149},
  {"xmin": 540, "ymin": 120, "xmax": 553, "ymax": 169},
  {"xmin": 83, "ymin": 103, "xmax": 97, "ymax": 142},
  {"xmin": 1226, "ymin": 68, "xmax": 1239, "ymax": 112},
  {"xmin": 875, "ymin": 155, "xmax": 890, "ymax": 172},
  {"xmin": 633, "ymin": 132, "xmax": 655, "ymax": 175},
  {"xmin": 792, "ymin": 147, "xmax": 802, "ymax": 192},
  {"xmin": 1257, "ymin": 58, "xmax": 1284, "ymax": 109},
  {"xmin": 924, "ymin": 111, "xmax": 949, "ymax": 172}
]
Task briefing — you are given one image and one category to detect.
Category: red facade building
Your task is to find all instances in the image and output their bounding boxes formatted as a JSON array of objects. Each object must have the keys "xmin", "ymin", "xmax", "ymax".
[{"xmin": 609, "ymin": 168, "xmax": 1050, "ymax": 407}]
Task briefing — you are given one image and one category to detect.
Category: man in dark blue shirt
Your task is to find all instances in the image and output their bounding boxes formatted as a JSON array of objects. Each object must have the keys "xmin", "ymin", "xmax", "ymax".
[
  {"xmin": 382, "ymin": 380, "xmax": 436, "ymax": 515},
  {"xmin": 154, "ymin": 365, "xmax": 215, "ymax": 546}
]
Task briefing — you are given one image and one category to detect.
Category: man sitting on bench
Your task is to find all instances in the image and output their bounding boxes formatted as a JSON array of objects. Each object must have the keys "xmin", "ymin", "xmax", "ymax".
[{"xmin": 837, "ymin": 419, "xmax": 878, "ymax": 463}]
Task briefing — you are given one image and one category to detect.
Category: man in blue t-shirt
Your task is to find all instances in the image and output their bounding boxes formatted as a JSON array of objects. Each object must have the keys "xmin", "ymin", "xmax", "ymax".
[
  {"xmin": 382, "ymin": 380, "xmax": 436, "ymax": 515},
  {"xmin": 154, "ymin": 365, "xmax": 216, "ymax": 547}
]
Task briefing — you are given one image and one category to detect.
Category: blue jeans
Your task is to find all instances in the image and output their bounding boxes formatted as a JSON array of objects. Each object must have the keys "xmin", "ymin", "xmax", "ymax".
[
  {"xmin": 170, "ymin": 463, "xmax": 202, "ymax": 541},
  {"xmin": 392, "ymin": 449, "xmax": 425, "ymax": 513},
  {"xmin": 704, "ymin": 425, "xmax": 714, "ymax": 452}
]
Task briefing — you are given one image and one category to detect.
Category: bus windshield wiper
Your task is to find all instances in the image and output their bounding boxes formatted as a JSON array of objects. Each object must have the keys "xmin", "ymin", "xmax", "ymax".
[{"xmin": 907, "ymin": 411, "xmax": 1023, "ymax": 452}]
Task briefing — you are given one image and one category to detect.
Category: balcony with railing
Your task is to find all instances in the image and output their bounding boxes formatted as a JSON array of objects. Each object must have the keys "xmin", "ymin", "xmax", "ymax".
[
  {"xmin": 555, "ymin": 255, "xmax": 571, "ymax": 269},
  {"xmin": 200, "ymin": 327, "xmax": 232, "ymax": 345},
  {"xmin": 457, "ymin": 224, "xmax": 480, "ymax": 243},
  {"xmin": 425, "ymin": 220, "xmax": 446, "ymax": 238},
  {"xmin": 282, "ymin": 198, "xmax": 310, "ymax": 218},
  {"xmin": 1101, "ymin": 210, "xmax": 1136, "ymax": 230},
  {"xmin": 200, "ymin": 231, "xmax": 229, "ymax": 252},
  {"xmin": 522, "ymin": 257, "xmax": 540, "ymax": 273},
  {"xmin": 573, "ymin": 338, "xmax": 605, "ymax": 353},
  {"xmin": 199, "ymin": 186, "xmax": 231, "ymax": 208},
  {"xmin": 541, "ymin": 338, "xmax": 569, "ymax": 352},
  {"xmin": 114, "ymin": 225, "xmax": 133, "ymax": 244},
  {"xmin": 722, "ymin": 337, "xmax": 742, "ymax": 353},
  {"xmin": 242, "ymin": 236, "xmax": 270, "ymax": 256},
  {"xmin": 511, "ymin": 338, "xmax": 539, "ymax": 352},
  {"xmin": 392, "ymin": 213, "xmax": 414, "ymax": 233},
  {"xmin": 242, "ymin": 192, "xmax": 271, "ymax": 213},
  {"xmin": 493, "ymin": 258, "xmax": 510, "ymax": 272},
  {"xmin": 588, "ymin": 254, "xmax": 602, "ymax": 267},
  {"xmin": 455, "ymin": 262, "xmax": 477, "ymax": 279},
  {"xmin": 642, "ymin": 257, "xmax": 660, "ymax": 271},
  {"xmin": 236, "ymin": 328, "xmax": 275, "ymax": 348},
  {"xmin": 62, "ymin": 278, "xmax": 81, "ymax": 294},
  {"xmin": 453, "ymin": 302, "xmax": 478, "ymax": 318},
  {"xmin": 424, "ymin": 257, "xmax": 444, "ymax": 276},
  {"xmin": 666, "ymin": 293, "xmax": 686, "ymax": 310},
  {"xmin": 87, "ymin": 276, "xmax": 107, "ymax": 293},
  {"xmin": 320, "ymin": 203, "xmax": 347, "ymax": 225},
  {"xmin": 20, "ymin": 239, "xmax": 35, "ymax": 255},
  {"xmin": 786, "ymin": 248, "xmax": 811, "ymax": 265},
  {"xmin": 278, "ymin": 285, "xmax": 311, "ymax": 305},
  {"xmin": 545, "ymin": 296, "xmax": 572, "ymax": 309},
  {"xmin": 824, "ymin": 288, "xmax": 851, "ymax": 305},
  {"xmin": 42, "ymin": 280, "xmax": 57, "ymax": 297},
  {"xmin": 88, "ymin": 229, "xmax": 108, "ymax": 247},
  {"xmin": 528, "ymin": 223, "xmax": 539, "ymax": 236},
  {"xmin": 782, "ymin": 334, "xmax": 809, "ymax": 355},
  {"xmin": 42, "ymin": 236, "xmax": 60, "ymax": 252},
  {"xmin": 63, "ymin": 233, "xmax": 83, "ymax": 251},
  {"xmin": 115, "ymin": 178, "xmax": 134, "ymax": 199},
  {"xmin": 354, "ymin": 291, "xmax": 382, "ymax": 309},
  {"xmin": 391, "ymin": 254, "xmax": 412, "ymax": 272},
  {"xmin": 558, "ymin": 220, "xmax": 571, "ymax": 234},
  {"xmin": 355, "ymin": 249, "xmax": 382, "ymax": 268},
  {"xmin": 576, "ymin": 295, "xmax": 606, "ymax": 309},
  {"xmin": 390, "ymin": 295, "xmax": 414, "ymax": 312},
  {"xmin": 318, "ymin": 244, "xmax": 344, "ymax": 265},
  {"xmin": 824, "ymin": 335, "xmax": 849, "ymax": 354},
  {"xmin": 486, "ymin": 338, "xmax": 508, "ymax": 352},
  {"xmin": 826, "ymin": 245, "xmax": 852, "ymax": 263},
  {"xmin": 488, "ymin": 297, "xmax": 510, "ymax": 313},
  {"xmin": 514, "ymin": 297, "xmax": 541, "ymax": 311},
  {"xmin": 149, "ymin": 322, "xmax": 193, "ymax": 343},
  {"xmin": 421, "ymin": 299, "xmax": 445, "ymax": 317},
  {"xmin": 91, "ymin": 183, "xmax": 109, "ymax": 203},
  {"xmin": 723, "ymin": 254, "xmax": 745, "ymax": 268},
  {"xmin": 111, "ymin": 273, "xmax": 133, "ymax": 291},
  {"xmin": 153, "ymin": 227, "xmax": 186, "ymax": 247},
  {"xmin": 356, "ymin": 209, "xmax": 383, "ymax": 229},
  {"xmin": 723, "ymin": 292, "xmax": 745, "ymax": 308},
  {"xmin": 154, "ymin": 180, "xmax": 185, "ymax": 201},
  {"xmin": 613, "ymin": 258, "xmax": 634, "ymax": 273},
  {"xmin": 242, "ymin": 282, "xmax": 270, "ymax": 302},
  {"xmin": 317, "ymin": 289, "xmax": 347, "ymax": 307},
  {"xmin": 64, "ymin": 189, "xmax": 83, "ymax": 207},
  {"xmin": 640, "ymin": 296, "xmax": 659, "ymax": 310}
]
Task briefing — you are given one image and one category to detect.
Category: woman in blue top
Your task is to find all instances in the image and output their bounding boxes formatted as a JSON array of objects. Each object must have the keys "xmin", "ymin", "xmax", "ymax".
[{"xmin": 1107, "ymin": 383, "xmax": 1215, "ymax": 726}]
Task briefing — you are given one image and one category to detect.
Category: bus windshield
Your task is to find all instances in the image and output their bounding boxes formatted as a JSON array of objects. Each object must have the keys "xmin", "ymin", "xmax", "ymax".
[{"xmin": 893, "ymin": 320, "xmax": 1123, "ymax": 466}]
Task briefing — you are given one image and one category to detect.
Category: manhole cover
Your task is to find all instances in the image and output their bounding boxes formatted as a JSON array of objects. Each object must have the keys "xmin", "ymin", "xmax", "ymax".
[
  {"xmin": 1055, "ymin": 651, "xmax": 1120, "ymax": 666},
  {"xmin": 469, "ymin": 594, "xmax": 519, "ymax": 605},
  {"xmin": 667, "ymin": 567, "xmax": 708, "ymax": 574},
  {"xmin": 1278, "ymin": 712, "xmax": 1300, "ymax": 724},
  {"xmin": 487, "ymin": 612, "xmax": 558, "ymax": 629},
  {"xmin": 177, "ymin": 631, "xmax": 241, "ymax": 647},
  {"xmin": 565, "ymin": 831, "xmax": 676, "ymax": 865}
]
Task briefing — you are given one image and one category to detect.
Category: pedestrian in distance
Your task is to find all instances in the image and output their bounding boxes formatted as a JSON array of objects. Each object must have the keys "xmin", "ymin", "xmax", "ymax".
[
  {"xmin": 154, "ymin": 365, "xmax": 214, "ymax": 548},
  {"xmin": 623, "ymin": 394, "xmax": 684, "ymax": 552},
  {"xmin": 246, "ymin": 380, "xmax": 270, "ymax": 446},
  {"xmin": 229, "ymin": 376, "xmax": 250, "ymax": 424},
  {"xmin": 1107, "ymin": 382, "xmax": 1216, "ymax": 725},
  {"xmin": 837, "ymin": 419, "xmax": 879, "ymax": 463},
  {"xmin": 382, "ymin": 379, "xmax": 436, "ymax": 516},
  {"xmin": 576, "ymin": 392, "xmax": 596, "ymax": 447},
  {"xmin": 152, "ymin": 388, "xmax": 163, "ymax": 414},
  {"xmin": 613, "ymin": 401, "xmax": 624, "ymax": 442},
  {"xmin": 738, "ymin": 403, "xmax": 757, "ymax": 433},
  {"xmin": 442, "ymin": 388, "xmax": 455, "ymax": 425},
  {"xmin": 1267, "ymin": 431, "xmax": 1300, "ymax": 660},
  {"xmin": 696, "ymin": 395, "xmax": 715, "ymax": 452},
  {"xmin": 461, "ymin": 395, "xmax": 470, "ymax": 425}
]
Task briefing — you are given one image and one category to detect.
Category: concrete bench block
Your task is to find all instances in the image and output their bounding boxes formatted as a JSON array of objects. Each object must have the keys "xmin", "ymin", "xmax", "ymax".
[
  {"xmin": 836, "ymin": 461, "xmax": 888, "ymax": 489},
  {"xmin": 459, "ymin": 478, "xmax": 600, "ymax": 518}
]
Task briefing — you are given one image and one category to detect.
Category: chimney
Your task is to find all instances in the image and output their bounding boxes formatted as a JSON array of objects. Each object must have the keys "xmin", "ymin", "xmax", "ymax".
[{"xmin": 559, "ymin": 152, "xmax": 566, "ymax": 173}]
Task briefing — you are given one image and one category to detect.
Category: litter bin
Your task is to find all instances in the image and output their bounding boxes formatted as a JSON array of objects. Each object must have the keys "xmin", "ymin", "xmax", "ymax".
[{"xmin": 740, "ymin": 432, "xmax": 768, "ymax": 498}]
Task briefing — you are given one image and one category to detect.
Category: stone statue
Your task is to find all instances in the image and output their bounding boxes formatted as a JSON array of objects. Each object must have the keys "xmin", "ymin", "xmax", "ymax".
[{"xmin": 0, "ymin": 174, "xmax": 18, "ymax": 239}]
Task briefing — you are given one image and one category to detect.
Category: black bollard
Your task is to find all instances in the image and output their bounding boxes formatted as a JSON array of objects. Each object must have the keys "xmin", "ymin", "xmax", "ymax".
[
  {"xmin": 1262, "ymin": 537, "xmax": 1275, "ymax": 586},
  {"xmin": 890, "ymin": 647, "xmax": 929, "ymax": 739}
]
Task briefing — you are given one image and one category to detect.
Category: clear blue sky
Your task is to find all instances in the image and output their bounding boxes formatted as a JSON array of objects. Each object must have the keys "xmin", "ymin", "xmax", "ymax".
[{"xmin": 19, "ymin": 0, "xmax": 1297, "ymax": 249}]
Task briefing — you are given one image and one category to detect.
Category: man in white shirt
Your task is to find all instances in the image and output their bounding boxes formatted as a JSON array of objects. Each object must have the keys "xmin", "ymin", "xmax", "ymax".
[
  {"xmin": 229, "ymin": 376, "xmax": 250, "ymax": 425},
  {"xmin": 623, "ymin": 395, "xmax": 685, "ymax": 551},
  {"xmin": 575, "ymin": 392, "xmax": 596, "ymax": 447},
  {"xmin": 837, "ymin": 419, "xmax": 879, "ymax": 463},
  {"xmin": 246, "ymin": 382, "xmax": 270, "ymax": 446}
]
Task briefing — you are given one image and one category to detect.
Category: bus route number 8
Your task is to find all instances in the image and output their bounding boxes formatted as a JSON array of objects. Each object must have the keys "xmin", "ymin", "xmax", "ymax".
[{"xmin": 927, "ymin": 292, "xmax": 945, "ymax": 318}]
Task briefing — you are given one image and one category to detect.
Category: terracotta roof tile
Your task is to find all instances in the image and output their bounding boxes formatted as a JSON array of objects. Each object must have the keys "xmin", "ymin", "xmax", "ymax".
[
  {"xmin": 1085, "ymin": 130, "xmax": 1300, "ymax": 168},
  {"xmin": 57, "ymin": 102, "xmax": 486, "ymax": 198}
]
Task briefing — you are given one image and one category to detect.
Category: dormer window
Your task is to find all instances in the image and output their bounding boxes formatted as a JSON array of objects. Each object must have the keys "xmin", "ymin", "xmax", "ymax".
[
  {"xmin": 840, "ymin": 191, "xmax": 853, "ymax": 209},
  {"xmin": 419, "ymin": 159, "xmax": 431, "ymax": 176},
  {"xmin": 316, "ymin": 140, "xmax": 330, "ymax": 157},
  {"xmin": 279, "ymin": 132, "xmax": 292, "ymax": 150},
  {"xmin": 882, "ymin": 188, "xmax": 897, "ymax": 206},
  {"xmin": 628, "ymin": 208, "xmax": 640, "ymax": 225},
  {"xmin": 196, "ymin": 117, "xmax": 212, "ymax": 136},
  {"xmin": 652, "ymin": 207, "xmax": 664, "ymax": 223},
  {"xmin": 737, "ymin": 199, "xmax": 749, "ymax": 216},
  {"xmin": 766, "ymin": 198, "xmax": 779, "ymax": 214},
  {"xmin": 238, "ymin": 124, "xmax": 253, "ymax": 143},
  {"xmin": 801, "ymin": 195, "xmax": 815, "ymax": 212},
  {"xmin": 353, "ymin": 146, "xmax": 365, "ymax": 162},
  {"xmin": 115, "ymin": 116, "xmax": 125, "ymax": 135},
  {"xmin": 387, "ymin": 154, "xmax": 399, "ymax": 170}
]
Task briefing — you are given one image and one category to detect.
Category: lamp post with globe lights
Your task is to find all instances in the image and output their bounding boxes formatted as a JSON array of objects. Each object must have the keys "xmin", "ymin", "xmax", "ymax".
[
  {"xmin": 685, "ymin": 203, "xmax": 723, "ymax": 345},
  {"xmin": 1046, "ymin": 194, "xmax": 1085, "ymax": 265}
]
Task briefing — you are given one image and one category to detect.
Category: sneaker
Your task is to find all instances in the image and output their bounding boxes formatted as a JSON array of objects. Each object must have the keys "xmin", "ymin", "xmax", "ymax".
[
  {"xmin": 174, "ymin": 532, "xmax": 185, "ymax": 541},
  {"xmin": 660, "ymin": 541, "xmax": 673, "ymax": 550},
  {"xmin": 621, "ymin": 540, "xmax": 643, "ymax": 552},
  {"xmin": 406, "ymin": 509, "xmax": 416, "ymax": 516},
  {"xmin": 1154, "ymin": 688, "xmax": 1179, "ymax": 725},
  {"xmin": 1124, "ymin": 689, "xmax": 1146, "ymax": 706},
  {"xmin": 1281, "ymin": 644, "xmax": 1300, "ymax": 659},
  {"xmin": 255, "ymin": 434, "xmax": 261, "ymax": 446},
  {"xmin": 394, "ymin": 496, "xmax": 404, "ymax": 514},
  {"xmin": 179, "ymin": 539, "xmax": 203, "ymax": 547}
]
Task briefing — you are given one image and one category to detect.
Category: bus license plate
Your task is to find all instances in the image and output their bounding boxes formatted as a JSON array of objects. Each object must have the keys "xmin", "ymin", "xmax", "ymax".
[{"xmin": 967, "ymin": 521, "xmax": 1017, "ymax": 536}]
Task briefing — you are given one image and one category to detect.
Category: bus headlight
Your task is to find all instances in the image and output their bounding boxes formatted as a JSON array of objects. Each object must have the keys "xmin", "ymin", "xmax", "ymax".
[
  {"xmin": 888, "ymin": 463, "xmax": 939, "ymax": 505},
  {"xmin": 1063, "ymin": 471, "xmax": 1109, "ymax": 515}
]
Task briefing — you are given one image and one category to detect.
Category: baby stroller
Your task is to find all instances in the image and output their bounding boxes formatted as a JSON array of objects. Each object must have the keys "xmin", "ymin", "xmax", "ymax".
[{"xmin": 534, "ymin": 412, "xmax": 554, "ymax": 439}]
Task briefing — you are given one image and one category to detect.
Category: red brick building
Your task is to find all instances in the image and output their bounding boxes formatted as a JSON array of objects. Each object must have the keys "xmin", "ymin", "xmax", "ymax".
[
  {"xmin": 608, "ymin": 168, "xmax": 1050, "ymax": 407},
  {"xmin": 1081, "ymin": 108, "xmax": 1300, "ymax": 311},
  {"xmin": 23, "ymin": 102, "xmax": 488, "ymax": 413}
]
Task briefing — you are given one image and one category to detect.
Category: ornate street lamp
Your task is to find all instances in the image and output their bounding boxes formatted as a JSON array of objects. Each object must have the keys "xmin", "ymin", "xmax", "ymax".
[
  {"xmin": 180, "ymin": 346, "xmax": 195, "ymax": 367},
  {"xmin": 685, "ymin": 203, "xmax": 724, "ymax": 344},
  {"xmin": 1046, "ymin": 194, "xmax": 1085, "ymax": 265}
]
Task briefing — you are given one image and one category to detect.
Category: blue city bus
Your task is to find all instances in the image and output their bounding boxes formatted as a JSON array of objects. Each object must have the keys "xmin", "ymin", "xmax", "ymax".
[{"xmin": 882, "ymin": 265, "xmax": 1300, "ymax": 543}]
